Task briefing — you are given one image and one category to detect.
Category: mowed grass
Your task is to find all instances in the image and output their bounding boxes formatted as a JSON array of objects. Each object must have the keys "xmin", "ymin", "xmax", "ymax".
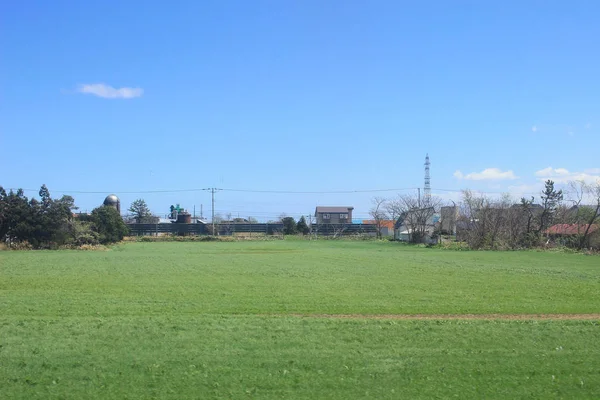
[{"xmin": 1, "ymin": 241, "xmax": 600, "ymax": 399}]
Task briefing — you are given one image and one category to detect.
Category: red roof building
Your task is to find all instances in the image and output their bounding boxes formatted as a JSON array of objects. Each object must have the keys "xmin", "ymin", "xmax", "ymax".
[{"xmin": 545, "ymin": 224, "xmax": 599, "ymax": 235}]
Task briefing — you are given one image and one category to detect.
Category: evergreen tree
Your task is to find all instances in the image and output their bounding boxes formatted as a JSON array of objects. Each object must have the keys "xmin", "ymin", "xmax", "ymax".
[
  {"xmin": 0, "ymin": 185, "xmax": 83, "ymax": 248},
  {"xmin": 539, "ymin": 180, "xmax": 563, "ymax": 235},
  {"xmin": 296, "ymin": 216, "xmax": 310, "ymax": 235},
  {"xmin": 0, "ymin": 187, "xmax": 8, "ymax": 241},
  {"xmin": 128, "ymin": 199, "xmax": 152, "ymax": 223},
  {"xmin": 4, "ymin": 189, "xmax": 33, "ymax": 245},
  {"xmin": 92, "ymin": 206, "xmax": 129, "ymax": 244},
  {"xmin": 281, "ymin": 217, "xmax": 297, "ymax": 235}
]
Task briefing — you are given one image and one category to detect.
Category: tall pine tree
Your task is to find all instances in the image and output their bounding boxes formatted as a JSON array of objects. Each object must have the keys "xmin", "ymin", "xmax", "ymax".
[{"xmin": 539, "ymin": 180, "xmax": 563, "ymax": 235}]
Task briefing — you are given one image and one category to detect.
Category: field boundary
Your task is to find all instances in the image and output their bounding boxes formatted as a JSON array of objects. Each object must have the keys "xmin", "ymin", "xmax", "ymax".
[{"xmin": 279, "ymin": 313, "xmax": 600, "ymax": 320}]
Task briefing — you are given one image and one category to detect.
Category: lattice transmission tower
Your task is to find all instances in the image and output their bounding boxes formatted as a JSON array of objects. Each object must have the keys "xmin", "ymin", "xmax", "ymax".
[{"xmin": 424, "ymin": 154, "xmax": 431, "ymax": 204}]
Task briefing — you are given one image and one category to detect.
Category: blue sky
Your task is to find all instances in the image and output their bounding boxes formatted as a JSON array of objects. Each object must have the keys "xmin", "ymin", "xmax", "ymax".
[{"xmin": 1, "ymin": 1, "xmax": 599, "ymax": 220}]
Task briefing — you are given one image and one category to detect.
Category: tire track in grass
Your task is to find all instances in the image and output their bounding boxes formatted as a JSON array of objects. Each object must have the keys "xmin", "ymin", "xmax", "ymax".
[{"xmin": 273, "ymin": 313, "xmax": 600, "ymax": 320}]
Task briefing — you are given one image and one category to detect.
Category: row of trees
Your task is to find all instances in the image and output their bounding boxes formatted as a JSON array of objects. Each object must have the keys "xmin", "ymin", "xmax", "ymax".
[
  {"xmin": 3, "ymin": 180, "xmax": 598, "ymax": 249},
  {"xmin": 280, "ymin": 216, "xmax": 310, "ymax": 235},
  {"xmin": 368, "ymin": 179, "xmax": 600, "ymax": 249},
  {"xmin": 458, "ymin": 180, "xmax": 600, "ymax": 250},
  {"xmin": 0, "ymin": 186, "xmax": 128, "ymax": 248},
  {"xmin": 368, "ymin": 194, "xmax": 442, "ymax": 240}
]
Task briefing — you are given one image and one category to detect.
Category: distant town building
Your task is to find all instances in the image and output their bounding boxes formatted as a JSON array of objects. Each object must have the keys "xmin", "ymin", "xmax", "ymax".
[
  {"xmin": 314, "ymin": 206, "xmax": 354, "ymax": 225},
  {"xmin": 440, "ymin": 205, "xmax": 458, "ymax": 235},
  {"xmin": 394, "ymin": 207, "xmax": 439, "ymax": 243},
  {"xmin": 362, "ymin": 220, "xmax": 395, "ymax": 236}
]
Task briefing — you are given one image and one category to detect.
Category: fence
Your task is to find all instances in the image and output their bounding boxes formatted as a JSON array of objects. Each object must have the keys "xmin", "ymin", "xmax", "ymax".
[
  {"xmin": 127, "ymin": 222, "xmax": 284, "ymax": 236},
  {"xmin": 127, "ymin": 223, "xmax": 380, "ymax": 237},
  {"xmin": 312, "ymin": 224, "xmax": 379, "ymax": 237}
]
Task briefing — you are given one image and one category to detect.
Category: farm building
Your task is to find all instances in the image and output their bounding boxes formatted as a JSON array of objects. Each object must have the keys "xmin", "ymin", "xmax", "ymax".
[{"xmin": 545, "ymin": 224, "xmax": 599, "ymax": 248}]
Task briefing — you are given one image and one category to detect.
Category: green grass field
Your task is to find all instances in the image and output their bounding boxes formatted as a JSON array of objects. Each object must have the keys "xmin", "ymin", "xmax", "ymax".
[{"xmin": 1, "ymin": 240, "xmax": 599, "ymax": 398}]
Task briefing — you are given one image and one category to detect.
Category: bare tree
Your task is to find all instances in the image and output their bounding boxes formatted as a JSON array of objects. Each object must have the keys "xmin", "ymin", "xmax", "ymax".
[
  {"xmin": 384, "ymin": 196, "xmax": 404, "ymax": 236},
  {"xmin": 395, "ymin": 193, "xmax": 441, "ymax": 243},
  {"xmin": 206, "ymin": 213, "xmax": 224, "ymax": 235},
  {"xmin": 331, "ymin": 223, "xmax": 349, "ymax": 238},
  {"xmin": 369, "ymin": 197, "xmax": 388, "ymax": 239},
  {"xmin": 505, "ymin": 201, "xmax": 526, "ymax": 249},
  {"xmin": 459, "ymin": 190, "xmax": 488, "ymax": 248},
  {"xmin": 213, "ymin": 213, "xmax": 223, "ymax": 224},
  {"xmin": 449, "ymin": 180, "xmax": 599, "ymax": 250},
  {"xmin": 459, "ymin": 190, "xmax": 516, "ymax": 249},
  {"xmin": 486, "ymin": 194, "xmax": 512, "ymax": 249},
  {"xmin": 518, "ymin": 196, "xmax": 541, "ymax": 246},
  {"xmin": 579, "ymin": 180, "xmax": 600, "ymax": 249},
  {"xmin": 559, "ymin": 180, "xmax": 587, "ymax": 245},
  {"xmin": 568, "ymin": 180, "xmax": 586, "ymax": 209},
  {"xmin": 221, "ymin": 213, "xmax": 234, "ymax": 235}
]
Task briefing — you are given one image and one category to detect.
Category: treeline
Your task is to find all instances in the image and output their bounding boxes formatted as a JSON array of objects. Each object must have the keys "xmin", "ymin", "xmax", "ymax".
[
  {"xmin": 451, "ymin": 180, "xmax": 600, "ymax": 250},
  {"xmin": 0, "ymin": 185, "xmax": 128, "ymax": 249},
  {"xmin": 372, "ymin": 179, "xmax": 600, "ymax": 250},
  {"xmin": 456, "ymin": 180, "xmax": 600, "ymax": 250}
]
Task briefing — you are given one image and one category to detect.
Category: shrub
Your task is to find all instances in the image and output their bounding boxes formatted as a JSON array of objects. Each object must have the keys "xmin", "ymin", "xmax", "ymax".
[
  {"xmin": 70, "ymin": 221, "xmax": 100, "ymax": 246},
  {"xmin": 8, "ymin": 241, "xmax": 33, "ymax": 250},
  {"xmin": 91, "ymin": 206, "xmax": 129, "ymax": 244}
]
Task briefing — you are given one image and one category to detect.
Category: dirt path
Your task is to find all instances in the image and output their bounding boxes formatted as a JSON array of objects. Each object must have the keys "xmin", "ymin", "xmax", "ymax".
[{"xmin": 279, "ymin": 313, "xmax": 600, "ymax": 321}]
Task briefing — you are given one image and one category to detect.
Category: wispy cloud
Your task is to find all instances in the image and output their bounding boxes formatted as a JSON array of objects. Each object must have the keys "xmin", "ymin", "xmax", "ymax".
[
  {"xmin": 530, "ymin": 122, "xmax": 592, "ymax": 136},
  {"xmin": 454, "ymin": 168, "xmax": 518, "ymax": 181},
  {"xmin": 535, "ymin": 167, "xmax": 600, "ymax": 184},
  {"xmin": 77, "ymin": 83, "xmax": 144, "ymax": 99}
]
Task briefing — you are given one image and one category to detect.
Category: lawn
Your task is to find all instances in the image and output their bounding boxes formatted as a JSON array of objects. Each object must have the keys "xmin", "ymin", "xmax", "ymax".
[{"xmin": 1, "ymin": 240, "xmax": 599, "ymax": 398}]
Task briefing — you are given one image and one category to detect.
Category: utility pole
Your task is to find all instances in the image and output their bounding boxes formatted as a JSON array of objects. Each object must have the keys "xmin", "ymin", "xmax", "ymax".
[
  {"xmin": 308, "ymin": 213, "xmax": 318, "ymax": 240},
  {"xmin": 203, "ymin": 188, "xmax": 222, "ymax": 235}
]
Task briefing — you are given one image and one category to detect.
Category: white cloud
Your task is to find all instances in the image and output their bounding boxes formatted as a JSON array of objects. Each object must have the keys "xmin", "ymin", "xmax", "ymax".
[
  {"xmin": 535, "ymin": 167, "xmax": 570, "ymax": 177},
  {"xmin": 507, "ymin": 183, "xmax": 542, "ymax": 199},
  {"xmin": 531, "ymin": 125, "xmax": 538, "ymax": 132},
  {"xmin": 454, "ymin": 168, "xmax": 519, "ymax": 181},
  {"xmin": 535, "ymin": 167, "xmax": 600, "ymax": 184},
  {"xmin": 77, "ymin": 83, "xmax": 144, "ymax": 99}
]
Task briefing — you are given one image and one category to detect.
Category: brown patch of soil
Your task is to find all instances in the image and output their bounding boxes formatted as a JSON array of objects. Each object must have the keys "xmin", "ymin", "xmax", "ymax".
[{"xmin": 278, "ymin": 313, "xmax": 600, "ymax": 321}]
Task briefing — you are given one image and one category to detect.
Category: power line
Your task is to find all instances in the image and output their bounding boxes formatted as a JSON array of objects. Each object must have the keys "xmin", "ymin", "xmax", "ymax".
[
  {"xmin": 5, "ymin": 188, "xmax": 208, "ymax": 194},
  {"xmin": 6, "ymin": 187, "xmax": 420, "ymax": 195},
  {"xmin": 221, "ymin": 187, "xmax": 419, "ymax": 194},
  {"xmin": 202, "ymin": 188, "xmax": 222, "ymax": 235},
  {"xmin": 5, "ymin": 186, "xmax": 541, "ymax": 196}
]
